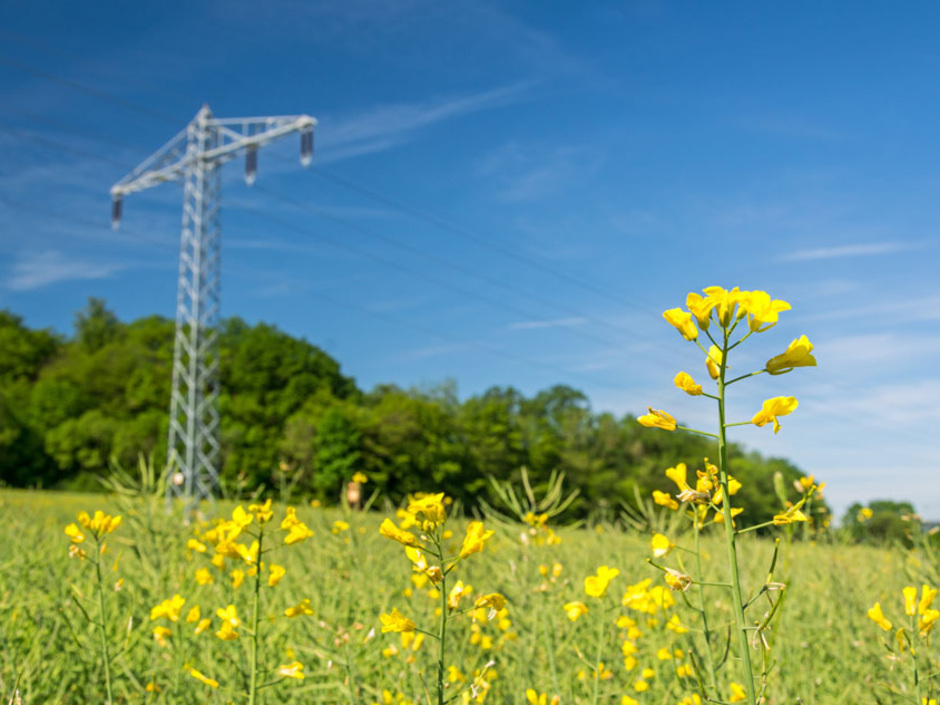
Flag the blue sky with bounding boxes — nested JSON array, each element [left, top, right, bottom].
[[1, 1, 938, 519]]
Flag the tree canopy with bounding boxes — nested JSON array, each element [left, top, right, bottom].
[[0, 299, 828, 526]]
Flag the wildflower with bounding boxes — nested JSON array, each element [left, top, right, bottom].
[[249, 498, 274, 524], [352, 471, 368, 483], [186, 538, 207, 553], [773, 505, 808, 525], [663, 308, 698, 340], [751, 396, 798, 434], [68, 545, 86, 560], [153, 626, 171, 647], [905, 586, 918, 616], [150, 594, 186, 622], [281, 508, 314, 544], [858, 507, 874, 522], [919, 585, 938, 614], [333, 520, 350, 534], [379, 518, 420, 547], [448, 581, 467, 610], [705, 345, 723, 379], [746, 290, 791, 333], [665, 614, 689, 634], [285, 599, 315, 618], [637, 407, 676, 431], [729, 682, 747, 702], [64, 523, 85, 544], [185, 666, 219, 689], [664, 569, 692, 592], [686, 292, 715, 329], [665, 463, 690, 491], [460, 521, 495, 559], [633, 679, 649, 692], [194, 618, 211, 635], [216, 622, 238, 641], [268, 564, 286, 587], [919, 609, 940, 636], [703, 285, 745, 326], [216, 604, 239, 627], [380, 608, 416, 633], [195, 567, 214, 585], [622, 697, 639, 705], [652, 490, 679, 511], [584, 566, 620, 598], [674, 371, 703, 396], [564, 601, 589, 621], [525, 690, 559, 705], [277, 661, 305, 680], [185, 605, 201, 624], [77, 510, 123, 537], [766, 335, 817, 375], [407, 493, 447, 525], [650, 533, 674, 558], [867, 602, 892, 631]]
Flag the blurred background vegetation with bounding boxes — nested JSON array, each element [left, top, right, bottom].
[[0, 297, 839, 528]]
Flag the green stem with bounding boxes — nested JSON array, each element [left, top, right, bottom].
[[94, 544, 115, 705], [912, 614, 921, 704], [694, 524, 718, 691], [248, 528, 264, 705], [717, 330, 758, 705], [436, 540, 447, 705], [592, 602, 605, 705]]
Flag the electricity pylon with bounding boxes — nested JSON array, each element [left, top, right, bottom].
[[110, 104, 316, 511]]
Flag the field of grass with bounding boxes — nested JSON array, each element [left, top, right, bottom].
[[0, 487, 924, 704]]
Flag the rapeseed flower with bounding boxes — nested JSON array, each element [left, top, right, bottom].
[[766, 335, 817, 375], [380, 608, 416, 633], [674, 371, 703, 396], [752, 396, 798, 434], [585, 566, 620, 598], [637, 407, 676, 431], [460, 521, 495, 559], [663, 308, 698, 340]]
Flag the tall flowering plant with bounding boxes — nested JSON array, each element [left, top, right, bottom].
[[637, 287, 818, 705]]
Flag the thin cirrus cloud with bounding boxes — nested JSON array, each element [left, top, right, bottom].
[[777, 241, 919, 262], [6, 250, 129, 291], [507, 316, 586, 331]]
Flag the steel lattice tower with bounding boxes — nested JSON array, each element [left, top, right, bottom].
[[111, 105, 316, 510]]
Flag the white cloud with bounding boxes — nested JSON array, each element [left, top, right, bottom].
[[477, 142, 603, 202], [777, 241, 920, 262], [6, 250, 128, 291], [508, 317, 586, 330]]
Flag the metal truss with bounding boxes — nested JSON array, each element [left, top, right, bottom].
[[110, 104, 316, 512]]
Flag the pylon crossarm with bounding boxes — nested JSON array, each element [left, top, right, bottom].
[[201, 116, 316, 163], [110, 128, 189, 197]]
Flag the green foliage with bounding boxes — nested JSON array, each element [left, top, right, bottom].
[[845, 499, 919, 546], [0, 300, 833, 526]]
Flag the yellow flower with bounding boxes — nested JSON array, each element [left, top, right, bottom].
[[665, 613, 689, 634], [351, 471, 368, 483], [194, 618, 211, 635], [380, 608, 416, 633], [277, 661, 305, 680], [284, 522, 314, 545], [637, 407, 676, 431], [773, 505, 808, 525], [195, 567, 214, 585], [705, 345, 723, 380], [919, 585, 938, 614], [78, 510, 123, 537], [185, 605, 201, 624], [920, 609, 940, 636], [664, 569, 692, 592], [673, 371, 703, 396], [448, 580, 467, 610], [622, 697, 639, 705], [248, 498, 274, 524], [633, 679, 649, 692], [216, 622, 238, 641], [407, 493, 447, 525], [652, 490, 678, 511], [68, 544, 86, 560], [746, 290, 790, 333], [332, 520, 350, 534], [186, 538, 207, 553], [766, 335, 817, 375], [751, 396, 798, 434], [729, 682, 747, 702], [284, 598, 314, 618], [460, 521, 495, 559], [685, 292, 715, 330], [379, 518, 420, 547], [703, 286, 745, 327], [150, 594, 186, 622], [665, 462, 689, 491], [231, 505, 253, 529], [216, 604, 240, 627], [867, 602, 892, 631], [268, 564, 286, 587], [185, 666, 219, 689], [663, 308, 698, 341], [474, 593, 507, 613], [231, 569, 245, 589], [905, 586, 918, 616], [64, 523, 85, 544], [152, 626, 171, 647], [650, 534, 674, 558], [563, 601, 589, 621], [585, 566, 620, 598]]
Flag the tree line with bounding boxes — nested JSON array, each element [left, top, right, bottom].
[[0, 299, 827, 526]]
